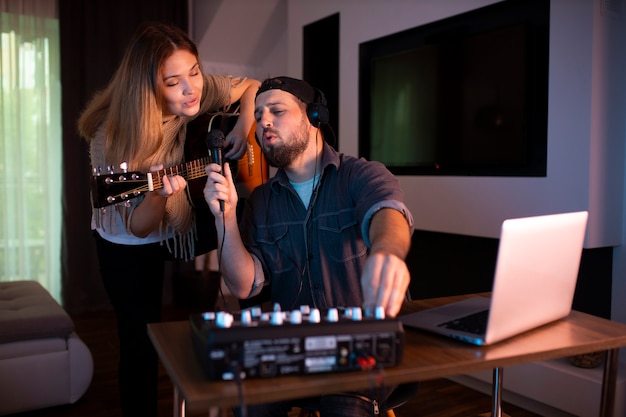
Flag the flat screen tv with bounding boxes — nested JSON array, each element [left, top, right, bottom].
[[359, 0, 549, 176]]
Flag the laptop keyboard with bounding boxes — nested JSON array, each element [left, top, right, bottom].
[[438, 309, 489, 335]]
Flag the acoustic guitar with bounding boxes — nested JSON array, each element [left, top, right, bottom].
[[89, 104, 268, 255], [90, 105, 267, 209]]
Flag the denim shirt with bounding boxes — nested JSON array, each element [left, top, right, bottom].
[[240, 143, 414, 310]]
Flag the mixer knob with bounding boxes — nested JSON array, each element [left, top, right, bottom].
[[327, 308, 339, 322], [202, 311, 216, 321], [309, 308, 321, 323], [250, 306, 262, 318], [375, 306, 385, 320], [300, 305, 311, 314], [351, 307, 362, 321], [216, 311, 233, 328], [271, 310, 284, 325], [290, 309, 302, 324], [241, 309, 252, 326]]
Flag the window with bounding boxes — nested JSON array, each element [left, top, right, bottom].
[[0, 1, 62, 302]]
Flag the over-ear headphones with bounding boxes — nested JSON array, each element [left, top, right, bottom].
[[306, 88, 330, 128]]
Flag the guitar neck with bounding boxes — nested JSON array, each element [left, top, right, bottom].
[[148, 156, 211, 191], [91, 156, 212, 208], [92, 106, 268, 209]]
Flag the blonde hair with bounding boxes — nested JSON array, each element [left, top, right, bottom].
[[78, 22, 201, 167]]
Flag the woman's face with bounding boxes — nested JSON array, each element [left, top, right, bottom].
[[160, 49, 203, 117]]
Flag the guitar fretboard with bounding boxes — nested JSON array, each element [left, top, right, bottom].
[[146, 156, 211, 191]]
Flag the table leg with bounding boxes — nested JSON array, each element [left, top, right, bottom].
[[491, 367, 503, 417], [477, 367, 510, 417], [174, 385, 186, 417], [599, 348, 620, 417]]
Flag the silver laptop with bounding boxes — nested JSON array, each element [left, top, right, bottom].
[[401, 211, 589, 346]]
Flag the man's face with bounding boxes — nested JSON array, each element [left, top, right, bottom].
[[254, 89, 311, 168]]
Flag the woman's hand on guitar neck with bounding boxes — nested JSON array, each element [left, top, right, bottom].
[[150, 164, 187, 198], [129, 165, 187, 237]]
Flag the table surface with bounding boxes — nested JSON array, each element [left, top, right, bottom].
[[148, 294, 626, 412]]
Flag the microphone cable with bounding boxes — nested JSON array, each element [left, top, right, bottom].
[[215, 206, 230, 312], [300, 129, 322, 310], [231, 361, 247, 417]]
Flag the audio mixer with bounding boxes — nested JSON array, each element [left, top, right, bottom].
[[190, 305, 404, 381]]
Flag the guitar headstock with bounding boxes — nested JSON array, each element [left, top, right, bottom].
[[90, 169, 149, 208]]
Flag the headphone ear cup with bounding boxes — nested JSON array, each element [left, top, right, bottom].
[[307, 102, 330, 127]]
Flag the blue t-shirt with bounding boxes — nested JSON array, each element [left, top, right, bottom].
[[240, 143, 414, 310]]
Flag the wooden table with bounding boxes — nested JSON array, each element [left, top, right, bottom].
[[148, 294, 626, 416]]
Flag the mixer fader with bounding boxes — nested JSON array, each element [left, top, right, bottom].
[[189, 304, 405, 381]]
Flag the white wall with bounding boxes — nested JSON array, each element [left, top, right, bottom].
[[282, 0, 626, 249], [191, 0, 626, 321], [191, 0, 286, 80]]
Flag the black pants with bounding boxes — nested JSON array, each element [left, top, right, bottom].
[[93, 232, 173, 417]]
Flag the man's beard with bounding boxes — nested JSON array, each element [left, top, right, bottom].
[[262, 117, 310, 168]]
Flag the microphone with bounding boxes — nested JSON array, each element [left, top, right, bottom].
[[206, 129, 225, 211]]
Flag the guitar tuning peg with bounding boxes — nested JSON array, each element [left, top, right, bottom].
[[124, 200, 132, 207], [93, 166, 103, 176], [120, 162, 128, 173], [107, 165, 115, 174]]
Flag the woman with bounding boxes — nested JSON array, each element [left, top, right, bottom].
[[78, 22, 259, 417]]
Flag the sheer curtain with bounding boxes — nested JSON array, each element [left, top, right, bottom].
[[0, 0, 62, 301]]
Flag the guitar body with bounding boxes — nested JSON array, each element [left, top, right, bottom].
[[184, 108, 268, 255], [184, 111, 267, 205]]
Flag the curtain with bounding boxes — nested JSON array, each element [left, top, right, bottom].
[[0, 0, 62, 301]]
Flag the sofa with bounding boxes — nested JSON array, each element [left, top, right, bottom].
[[0, 280, 93, 415]]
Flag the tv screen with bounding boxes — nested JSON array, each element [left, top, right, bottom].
[[359, 0, 549, 176]]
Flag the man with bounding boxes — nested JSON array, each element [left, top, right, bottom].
[[203, 76, 414, 416]]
